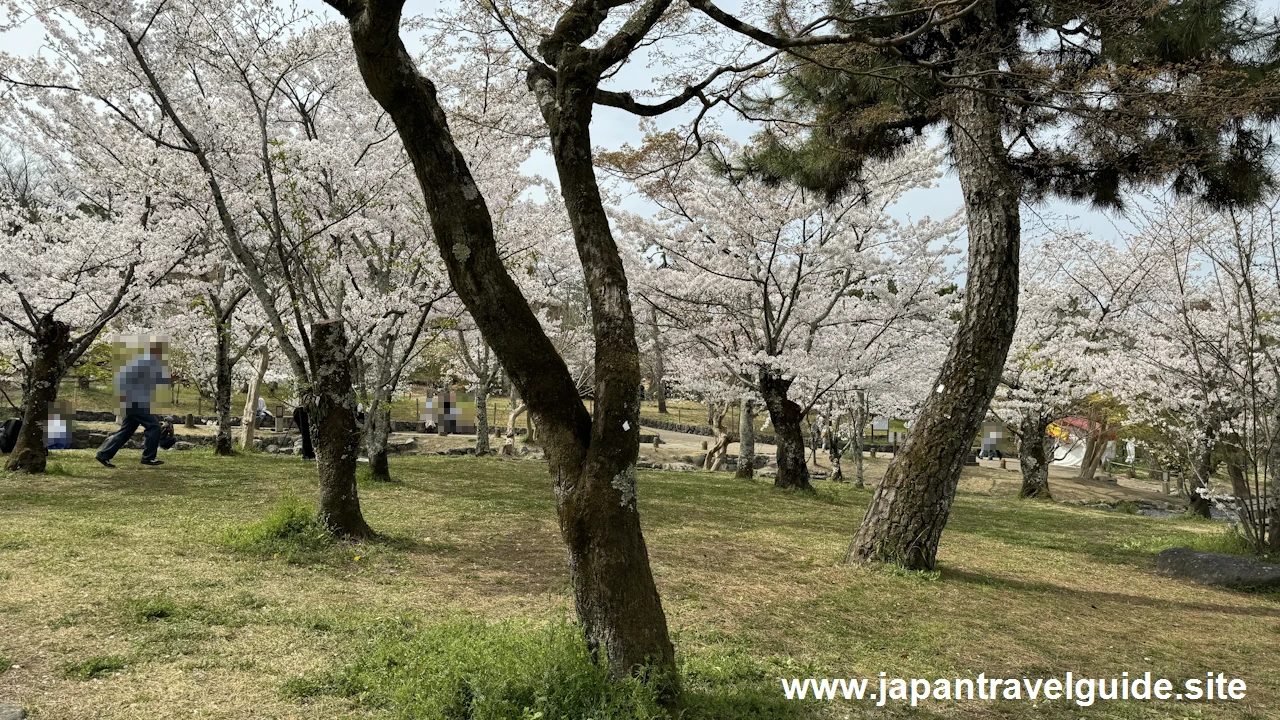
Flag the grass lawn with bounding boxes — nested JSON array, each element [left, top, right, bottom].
[[0, 450, 1276, 719]]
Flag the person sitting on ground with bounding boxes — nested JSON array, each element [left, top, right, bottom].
[[256, 396, 274, 427], [96, 337, 173, 468]]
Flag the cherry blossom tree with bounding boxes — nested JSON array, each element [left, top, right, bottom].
[[0, 158, 187, 472], [1118, 197, 1280, 544], [621, 141, 959, 491], [154, 245, 272, 454], [318, 0, 777, 699], [0, 0, 463, 533], [993, 231, 1151, 498]]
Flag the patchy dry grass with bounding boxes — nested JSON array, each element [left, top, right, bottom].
[[0, 448, 1276, 719]]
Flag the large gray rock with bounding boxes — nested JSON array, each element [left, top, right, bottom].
[[1156, 547, 1280, 589], [0, 704, 26, 720], [387, 438, 417, 455]]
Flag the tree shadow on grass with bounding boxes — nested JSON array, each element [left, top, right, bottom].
[[941, 567, 1280, 618]]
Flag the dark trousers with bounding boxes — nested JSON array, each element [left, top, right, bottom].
[[292, 407, 315, 460], [97, 408, 161, 463]]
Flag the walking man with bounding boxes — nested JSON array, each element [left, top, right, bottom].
[[97, 336, 172, 468]]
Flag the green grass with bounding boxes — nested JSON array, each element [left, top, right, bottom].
[[282, 617, 673, 719], [0, 450, 1276, 719], [281, 616, 811, 719], [220, 492, 334, 563], [61, 654, 126, 680]]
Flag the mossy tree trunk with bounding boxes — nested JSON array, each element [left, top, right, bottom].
[[212, 319, 235, 456], [759, 371, 812, 491], [366, 390, 393, 482], [1018, 414, 1052, 499], [1187, 444, 1215, 519], [311, 320, 373, 538], [328, 3, 680, 706], [6, 316, 70, 474]]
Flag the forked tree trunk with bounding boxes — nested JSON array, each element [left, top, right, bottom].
[[1019, 414, 1052, 499], [1078, 419, 1108, 482], [506, 385, 526, 448], [735, 399, 755, 478], [703, 403, 732, 471], [332, 6, 678, 707], [1186, 445, 1214, 519], [240, 346, 268, 450], [846, 43, 1021, 569], [311, 320, 373, 538], [6, 316, 70, 474], [759, 371, 812, 491], [212, 323, 235, 456]]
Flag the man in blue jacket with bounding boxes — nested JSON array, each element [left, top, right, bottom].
[[96, 337, 172, 468]]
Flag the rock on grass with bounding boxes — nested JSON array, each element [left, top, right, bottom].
[[1156, 547, 1280, 589]]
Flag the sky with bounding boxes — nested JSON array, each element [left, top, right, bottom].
[[0, 0, 1203, 244]]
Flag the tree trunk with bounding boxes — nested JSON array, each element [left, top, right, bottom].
[[808, 419, 820, 466], [1078, 421, 1106, 482], [475, 379, 490, 455], [759, 371, 812, 491], [735, 399, 755, 478], [703, 403, 732, 471], [240, 346, 268, 450], [1187, 445, 1214, 519], [854, 391, 867, 488], [332, 8, 678, 705], [846, 44, 1021, 569], [506, 384, 526, 448], [649, 304, 668, 414], [1268, 427, 1280, 551], [532, 63, 678, 700], [212, 322, 235, 456], [311, 320, 373, 538], [6, 316, 70, 474], [1019, 414, 1052, 499], [829, 413, 844, 482], [366, 389, 393, 482]]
